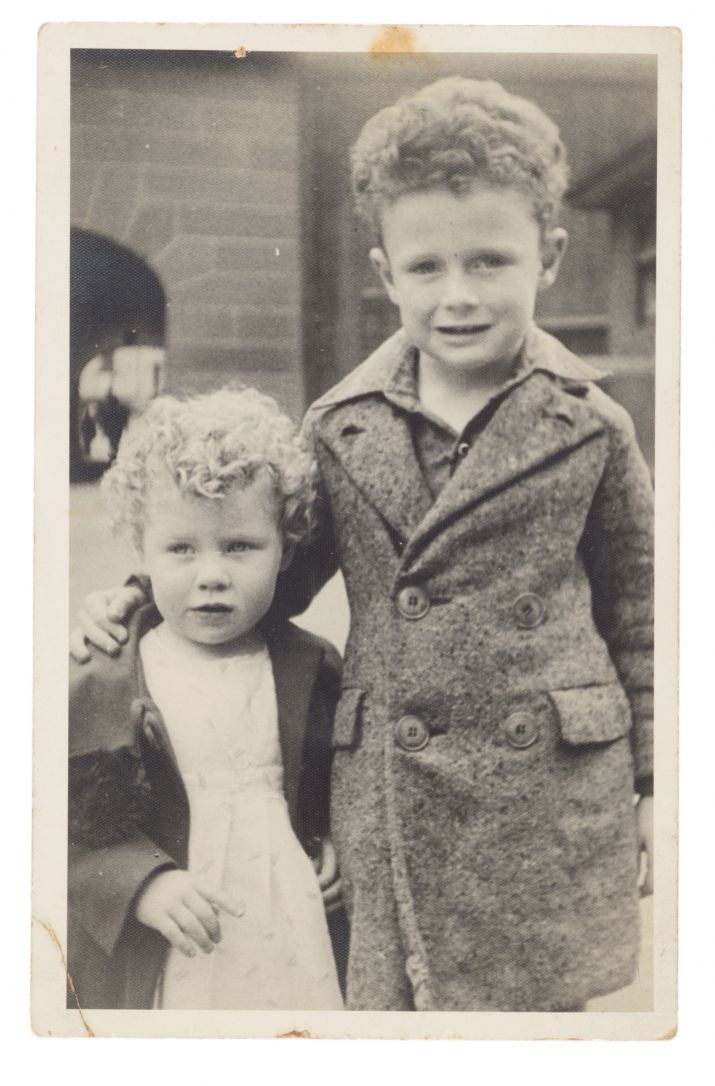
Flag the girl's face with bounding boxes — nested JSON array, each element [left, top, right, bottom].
[[139, 472, 290, 656]]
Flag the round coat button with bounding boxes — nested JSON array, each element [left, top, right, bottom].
[[502, 711, 539, 749], [394, 715, 430, 752], [397, 585, 430, 620], [512, 592, 546, 629]]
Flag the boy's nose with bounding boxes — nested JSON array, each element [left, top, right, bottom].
[[441, 269, 479, 309]]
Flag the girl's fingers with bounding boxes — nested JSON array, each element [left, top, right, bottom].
[[196, 881, 245, 919], [170, 905, 215, 954], [322, 878, 343, 912], [157, 918, 197, 958], [184, 889, 222, 944], [317, 840, 338, 889]]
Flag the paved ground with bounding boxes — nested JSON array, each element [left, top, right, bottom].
[[70, 480, 653, 1011]]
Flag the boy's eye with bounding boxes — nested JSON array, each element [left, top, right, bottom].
[[409, 260, 439, 275], [226, 541, 251, 554], [472, 254, 507, 270]]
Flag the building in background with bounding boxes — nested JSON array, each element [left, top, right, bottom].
[[71, 49, 657, 465], [70, 226, 166, 480], [568, 133, 657, 470]]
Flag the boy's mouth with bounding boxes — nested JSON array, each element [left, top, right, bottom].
[[192, 603, 233, 613], [436, 324, 490, 336]]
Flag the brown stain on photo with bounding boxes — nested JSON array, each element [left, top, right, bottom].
[[33, 916, 95, 1037], [367, 24, 417, 53], [277, 1028, 312, 1039], [368, 25, 438, 68], [234, 46, 247, 59], [370, 25, 419, 54]]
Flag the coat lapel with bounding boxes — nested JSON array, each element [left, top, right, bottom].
[[402, 372, 607, 567], [267, 625, 322, 829], [317, 396, 434, 544]]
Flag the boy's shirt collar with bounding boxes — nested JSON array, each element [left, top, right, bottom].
[[312, 324, 610, 411]]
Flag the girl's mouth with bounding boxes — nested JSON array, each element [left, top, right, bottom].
[[192, 604, 233, 613]]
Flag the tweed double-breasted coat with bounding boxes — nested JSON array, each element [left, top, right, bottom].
[[67, 603, 340, 1009], [286, 325, 653, 1012]]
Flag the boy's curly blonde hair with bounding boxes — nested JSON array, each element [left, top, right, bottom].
[[351, 76, 569, 236], [102, 385, 317, 552]]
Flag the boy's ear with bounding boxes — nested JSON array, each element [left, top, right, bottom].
[[279, 539, 296, 573], [538, 228, 568, 291], [370, 247, 400, 306]]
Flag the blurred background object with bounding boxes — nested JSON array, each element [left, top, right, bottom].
[[70, 225, 166, 481]]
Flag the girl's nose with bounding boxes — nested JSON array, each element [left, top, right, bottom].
[[196, 555, 231, 590]]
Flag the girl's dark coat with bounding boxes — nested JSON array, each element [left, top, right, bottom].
[[289, 326, 653, 1011], [67, 604, 340, 1009]]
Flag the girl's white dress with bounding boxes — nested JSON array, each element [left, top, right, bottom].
[[139, 625, 344, 1010]]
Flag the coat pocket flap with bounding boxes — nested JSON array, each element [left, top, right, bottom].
[[550, 684, 632, 745], [331, 688, 365, 749]]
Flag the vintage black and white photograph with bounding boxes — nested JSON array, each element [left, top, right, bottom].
[[32, 22, 679, 1039]]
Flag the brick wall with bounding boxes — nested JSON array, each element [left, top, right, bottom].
[[71, 51, 306, 420]]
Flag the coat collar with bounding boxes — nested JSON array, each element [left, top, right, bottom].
[[311, 324, 609, 410], [311, 327, 610, 560], [401, 370, 606, 571]]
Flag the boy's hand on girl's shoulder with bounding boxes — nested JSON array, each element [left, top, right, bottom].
[[312, 837, 342, 912], [637, 795, 654, 897], [135, 869, 245, 956], [69, 584, 145, 662]]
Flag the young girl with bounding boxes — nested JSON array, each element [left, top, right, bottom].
[[68, 386, 344, 1010]]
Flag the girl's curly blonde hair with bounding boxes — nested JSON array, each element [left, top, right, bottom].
[[102, 385, 317, 552], [351, 76, 570, 236]]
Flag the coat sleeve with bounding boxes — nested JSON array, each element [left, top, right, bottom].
[[69, 835, 177, 959], [580, 394, 654, 791], [268, 409, 340, 622], [68, 663, 178, 959]]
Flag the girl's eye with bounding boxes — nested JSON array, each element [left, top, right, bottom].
[[226, 541, 250, 554], [168, 543, 193, 556]]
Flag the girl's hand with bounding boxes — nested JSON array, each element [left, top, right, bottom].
[[312, 837, 342, 913], [637, 794, 654, 897], [69, 585, 145, 662], [135, 869, 245, 956]]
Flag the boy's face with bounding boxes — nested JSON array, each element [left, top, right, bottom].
[[370, 183, 567, 382], [139, 472, 290, 656]]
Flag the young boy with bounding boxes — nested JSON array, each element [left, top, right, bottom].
[[74, 77, 654, 1012]]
